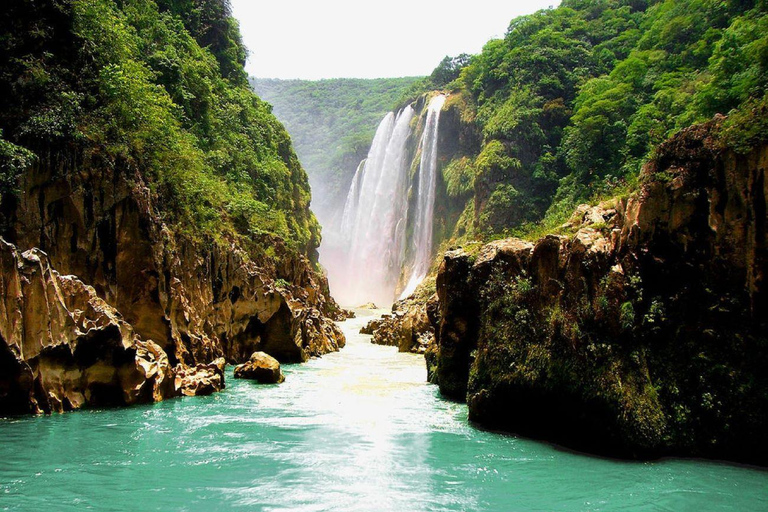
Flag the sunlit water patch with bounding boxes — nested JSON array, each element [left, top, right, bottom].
[[1, 309, 767, 511]]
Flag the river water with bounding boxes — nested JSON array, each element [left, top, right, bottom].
[[1, 310, 767, 511]]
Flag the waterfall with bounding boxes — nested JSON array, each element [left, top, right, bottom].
[[339, 158, 365, 236], [325, 94, 446, 307], [329, 106, 415, 306], [400, 94, 447, 299]]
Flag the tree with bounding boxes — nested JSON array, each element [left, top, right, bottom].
[[430, 54, 472, 88]]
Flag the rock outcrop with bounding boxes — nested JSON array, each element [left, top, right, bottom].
[[233, 352, 285, 384], [6, 155, 344, 367], [360, 318, 386, 335], [366, 295, 437, 354], [428, 120, 768, 464], [0, 240, 175, 414], [175, 358, 226, 397]]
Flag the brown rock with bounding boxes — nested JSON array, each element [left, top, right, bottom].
[[366, 287, 436, 354], [0, 149, 345, 415], [0, 240, 175, 414], [233, 352, 285, 384], [174, 358, 226, 397], [360, 318, 385, 335]]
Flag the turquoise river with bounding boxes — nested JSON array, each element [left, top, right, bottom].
[[1, 310, 767, 511]]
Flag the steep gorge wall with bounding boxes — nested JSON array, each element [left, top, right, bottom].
[[0, 152, 345, 415], [10, 152, 345, 364], [428, 121, 767, 463], [0, 240, 175, 414]]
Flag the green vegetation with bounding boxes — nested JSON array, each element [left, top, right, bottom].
[[0, 134, 36, 198], [431, 0, 768, 240], [250, 77, 423, 219], [0, 0, 318, 252]]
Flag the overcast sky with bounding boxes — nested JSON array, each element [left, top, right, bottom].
[[230, 0, 560, 79]]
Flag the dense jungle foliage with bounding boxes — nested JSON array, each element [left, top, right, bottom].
[[250, 77, 422, 220], [430, 0, 768, 238], [0, 0, 319, 253]]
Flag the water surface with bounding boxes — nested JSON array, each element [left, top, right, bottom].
[[2, 310, 767, 511]]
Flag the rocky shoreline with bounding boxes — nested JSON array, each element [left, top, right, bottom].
[[0, 153, 345, 416]]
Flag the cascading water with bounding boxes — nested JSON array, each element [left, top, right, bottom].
[[329, 106, 415, 306], [339, 158, 365, 234], [324, 94, 446, 307], [400, 94, 447, 299]]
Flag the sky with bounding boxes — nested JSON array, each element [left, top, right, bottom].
[[230, 0, 561, 80]]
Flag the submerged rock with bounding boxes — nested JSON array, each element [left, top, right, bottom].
[[233, 352, 285, 384]]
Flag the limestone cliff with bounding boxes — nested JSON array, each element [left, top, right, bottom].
[[0, 153, 345, 415], [427, 120, 768, 463], [0, 239, 174, 414]]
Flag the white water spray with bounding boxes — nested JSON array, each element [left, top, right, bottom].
[[329, 107, 415, 306], [339, 158, 365, 235], [325, 95, 446, 306], [400, 94, 447, 298]]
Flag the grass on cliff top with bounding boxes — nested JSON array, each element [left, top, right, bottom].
[[492, 176, 637, 243]]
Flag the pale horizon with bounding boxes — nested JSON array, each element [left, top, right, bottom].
[[230, 0, 561, 80]]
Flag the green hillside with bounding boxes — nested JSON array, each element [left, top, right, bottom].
[[417, 0, 768, 242], [0, 0, 319, 253], [250, 77, 423, 221]]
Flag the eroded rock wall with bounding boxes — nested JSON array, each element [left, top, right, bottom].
[[5, 154, 344, 368], [0, 151, 344, 415], [0, 240, 174, 414]]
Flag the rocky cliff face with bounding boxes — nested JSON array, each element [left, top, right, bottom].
[[0, 152, 345, 415], [0, 239, 175, 414], [428, 120, 768, 463]]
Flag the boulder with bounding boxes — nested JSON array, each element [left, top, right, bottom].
[[174, 358, 226, 397], [233, 352, 285, 384]]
